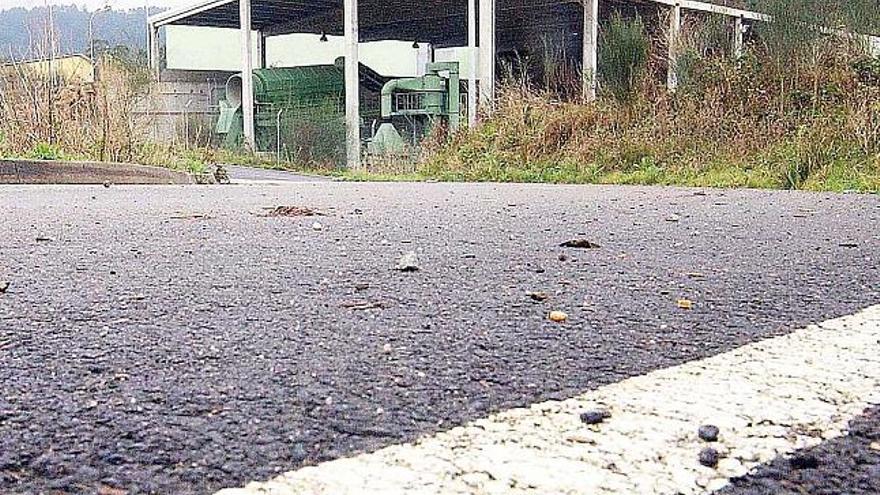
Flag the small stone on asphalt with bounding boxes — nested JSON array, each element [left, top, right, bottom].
[[265, 206, 322, 217], [698, 424, 720, 442], [579, 409, 610, 425], [560, 239, 600, 249], [0, 281, 8, 293], [396, 252, 420, 272], [549, 311, 568, 323], [527, 291, 549, 302], [699, 447, 720, 468], [312, 221, 324, 231]]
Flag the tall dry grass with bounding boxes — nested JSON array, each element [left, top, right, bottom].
[[422, 2, 880, 191], [0, 9, 161, 165], [0, 49, 158, 163]]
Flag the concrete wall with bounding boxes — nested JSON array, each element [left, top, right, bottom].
[[135, 69, 233, 144], [165, 26, 260, 72]]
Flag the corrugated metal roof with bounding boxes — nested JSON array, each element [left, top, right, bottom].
[[150, 0, 770, 49]]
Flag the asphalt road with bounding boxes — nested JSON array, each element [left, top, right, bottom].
[[1, 182, 878, 494], [719, 406, 880, 495]]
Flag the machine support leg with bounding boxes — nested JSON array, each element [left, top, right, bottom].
[[478, 0, 495, 112], [583, 0, 599, 101], [467, 0, 478, 125], [344, 0, 362, 170], [667, 3, 681, 92], [239, 0, 256, 150]]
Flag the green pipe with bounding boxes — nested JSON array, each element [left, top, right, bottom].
[[426, 62, 460, 131]]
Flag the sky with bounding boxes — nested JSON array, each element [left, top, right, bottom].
[[1, 0, 191, 10]]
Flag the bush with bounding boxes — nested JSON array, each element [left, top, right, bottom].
[[27, 142, 64, 160], [599, 13, 650, 101]]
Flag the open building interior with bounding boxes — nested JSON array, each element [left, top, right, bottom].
[[145, 0, 826, 169]]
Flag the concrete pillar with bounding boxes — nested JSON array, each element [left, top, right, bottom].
[[467, 0, 478, 125], [734, 16, 744, 59], [583, 0, 599, 101], [416, 43, 433, 75], [344, 0, 361, 170], [148, 23, 160, 77], [478, 0, 495, 110], [239, 0, 256, 150], [667, 3, 681, 92], [256, 30, 267, 69]]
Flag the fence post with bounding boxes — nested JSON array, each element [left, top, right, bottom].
[[667, 3, 681, 92]]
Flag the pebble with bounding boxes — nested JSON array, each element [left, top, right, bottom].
[[0, 281, 8, 293], [870, 441, 880, 451], [699, 447, 720, 468], [549, 311, 568, 323], [527, 291, 549, 302], [312, 222, 324, 231], [698, 424, 720, 442], [580, 409, 611, 425], [560, 239, 600, 249], [395, 252, 420, 272]]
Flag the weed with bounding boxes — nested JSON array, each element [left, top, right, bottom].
[[27, 142, 64, 160]]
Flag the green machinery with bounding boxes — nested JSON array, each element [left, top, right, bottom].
[[368, 61, 462, 156], [215, 59, 463, 161], [216, 58, 385, 153]]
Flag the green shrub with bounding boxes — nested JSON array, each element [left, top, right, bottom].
[[27, 142, 65, 161], [599, 13, 649, 101]]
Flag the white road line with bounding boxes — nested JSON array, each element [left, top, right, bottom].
[[217, 305, 880, 495]]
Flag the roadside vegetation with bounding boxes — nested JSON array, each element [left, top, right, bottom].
[[2, 0, 878, 192], [416, 0, 880, 192], [0, 40, 216, 175]]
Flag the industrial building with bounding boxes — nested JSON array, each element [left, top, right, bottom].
[[1, 54, 96, 84], [146, 0, 878, 169]]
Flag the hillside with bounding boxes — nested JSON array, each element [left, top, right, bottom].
[[0, 5, 164, 60]]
